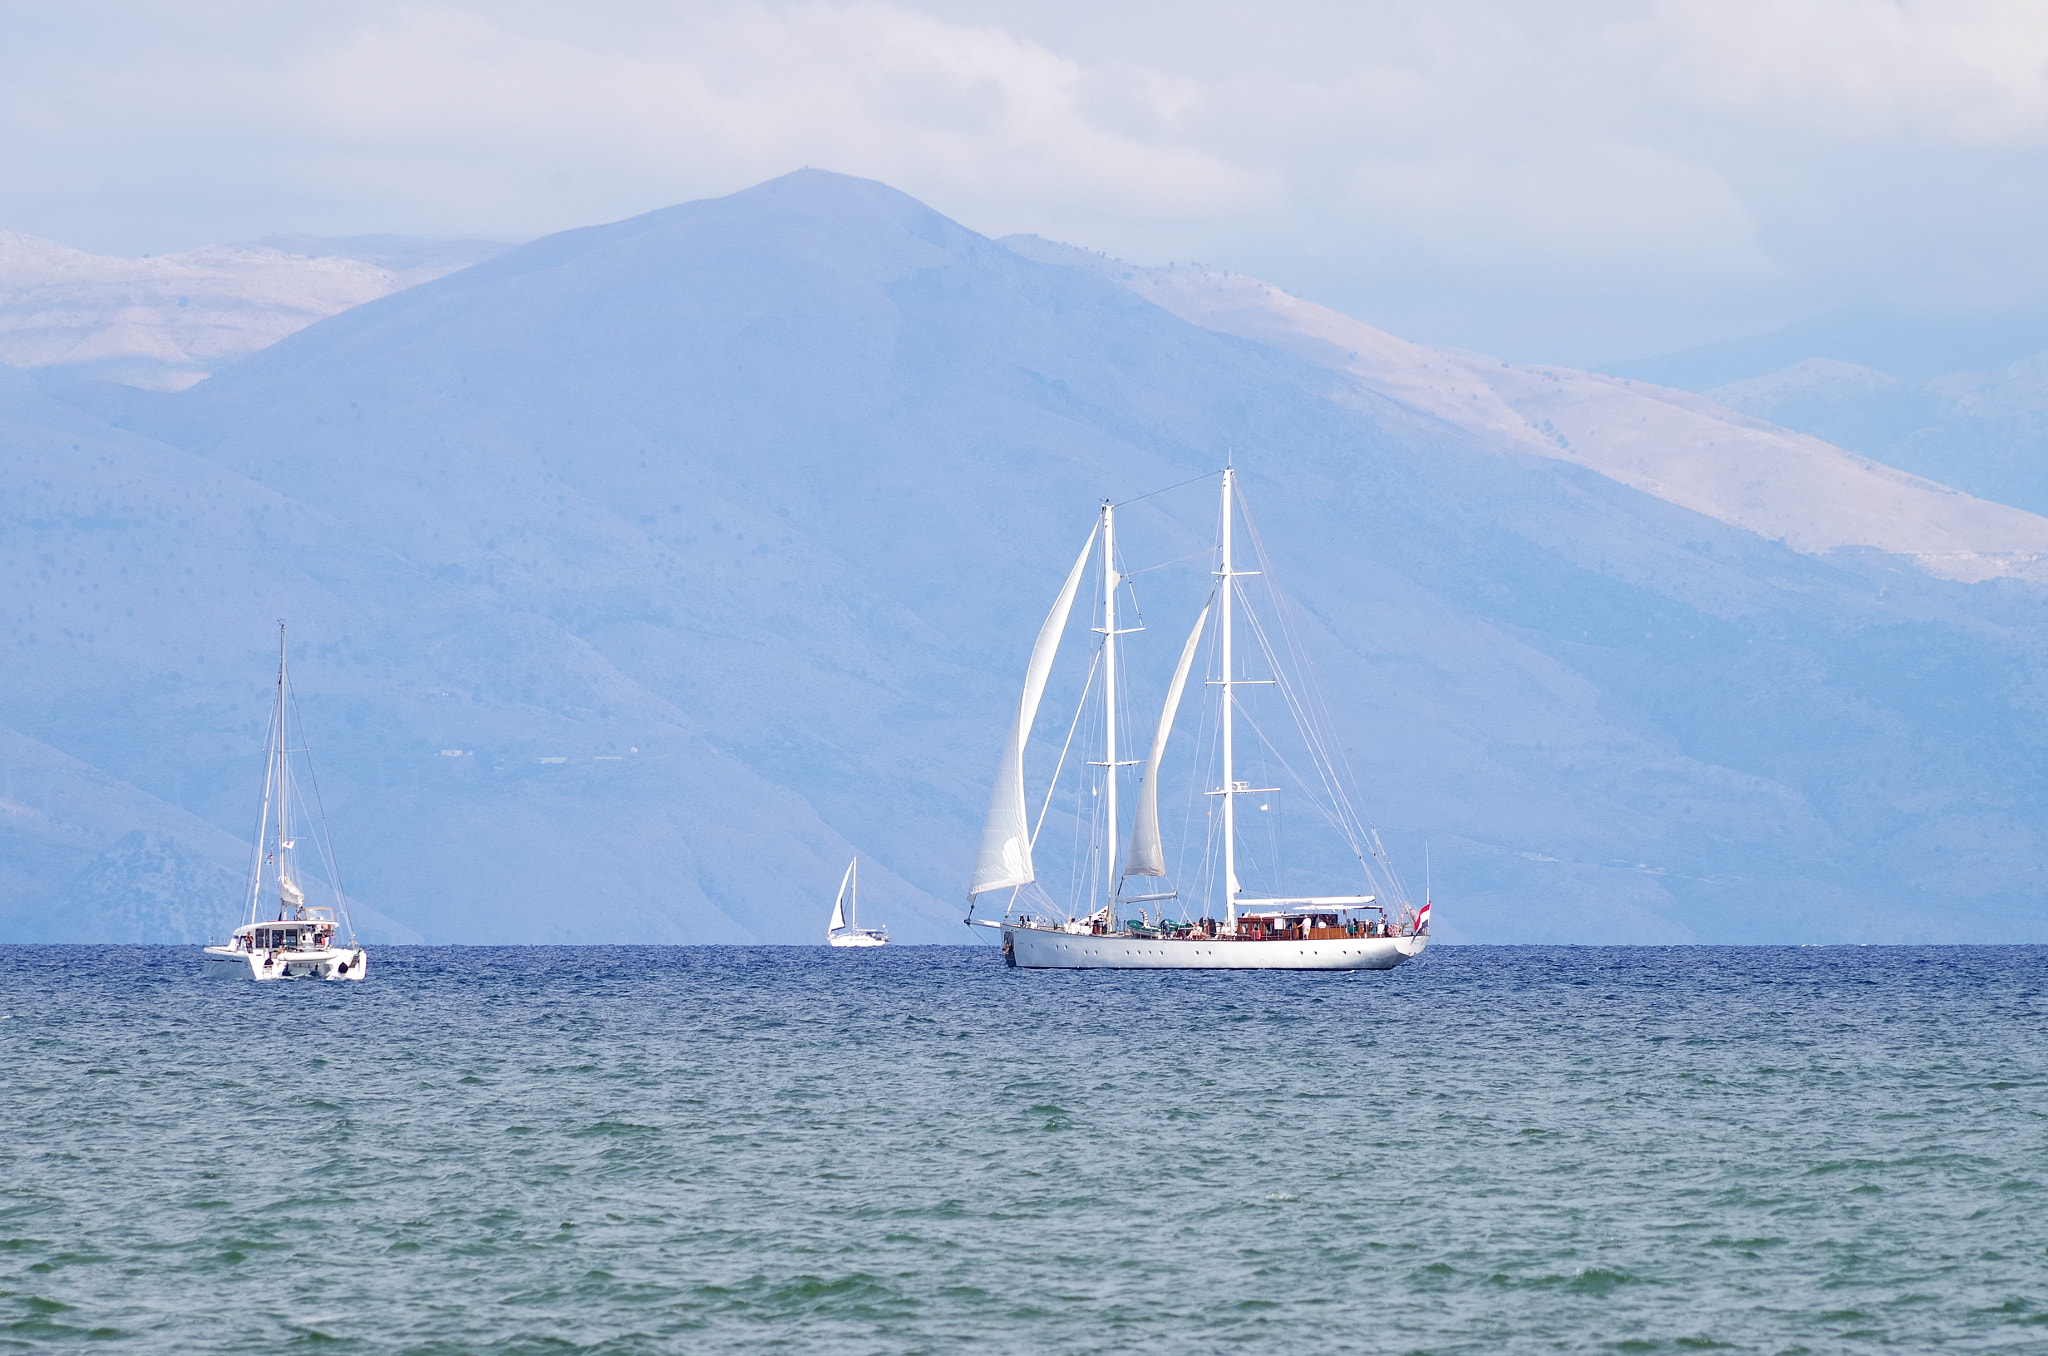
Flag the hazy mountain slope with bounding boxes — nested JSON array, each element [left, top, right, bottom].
[[12, 170, 2048, 943], [0, 359, 906, 944], [0, 231, 505, 391], [1606, 309, 2048, 391], [0, 721, 419, 945], [1601, 309, 2048, 521], [1702, 355, 2048, 521], [1002, 239, 2048, 587]]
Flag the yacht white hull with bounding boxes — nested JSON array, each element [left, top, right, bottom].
[[1006, 926, 1424, 971], [201, 946, 369, 981], [827, 932, 887, 948]]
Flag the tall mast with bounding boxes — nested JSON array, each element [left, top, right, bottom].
[[274, 622, 291, 920], [1099, 500, 1121, 916], [1219, 471, 1240, 930]]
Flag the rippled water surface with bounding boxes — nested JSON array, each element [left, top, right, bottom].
[[3, 944, 2046, 1354]]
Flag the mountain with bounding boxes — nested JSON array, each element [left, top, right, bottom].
[[8, 169, 2048, 944], [1605, 310, 2048, 520], [1605, 308, 2048, 391], [0, 231, 506, 391], [1699, 355, 2048, 521], [1007, 240, 2048, 586]]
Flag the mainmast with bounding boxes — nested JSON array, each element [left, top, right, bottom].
[[1219, 473, 1239, 929], [1096, 501, 1122, 917], [1211, 468, 1266, 931]]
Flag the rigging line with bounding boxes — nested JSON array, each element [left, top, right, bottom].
[[1234, 497, 1398, 895], [286, 672, 357, 944], [1030, 644, 1101, 851], [1112, 468, 1222, 510], [1230, 522, 1386, 873], [1109, 537, 1150, 631], [1234, 703, 1377, 875], [1243, 614, 1360, 851], [1122, 547, 1219, 578], [244, 707, 278, 927], [1228, 614, 1409, 901], [1237, 601, 1355, 832], [1166, 607, 1221, 916]]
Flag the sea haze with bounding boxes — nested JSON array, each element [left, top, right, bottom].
[[3, 944, 2044, 1353]]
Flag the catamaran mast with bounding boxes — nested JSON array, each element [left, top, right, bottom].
[[274, 623, 291, 920]]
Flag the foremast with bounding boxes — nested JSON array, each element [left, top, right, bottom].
[[1090, 500, 1141, 923]]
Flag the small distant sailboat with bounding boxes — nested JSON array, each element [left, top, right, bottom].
[[966, 468, 1429, 970], [826, 857, 888, 947], [201, 624, 368, 981]]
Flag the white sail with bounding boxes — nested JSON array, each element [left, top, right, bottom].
[[828, 858, 854, 934], [969, 525, 1099, 899], [279, 874, 305, 910], [1125, 599, 1210, 878]]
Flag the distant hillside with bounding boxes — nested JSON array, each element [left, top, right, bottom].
[[1604, 310, 2048, 518], [6, 171, 2048, 944]]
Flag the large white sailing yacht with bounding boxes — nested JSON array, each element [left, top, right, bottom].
[[967, 469, 1429, 970], [201, 624, 368, 981]]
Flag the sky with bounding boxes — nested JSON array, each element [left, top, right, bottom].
[[4, 0, 2048, 365]]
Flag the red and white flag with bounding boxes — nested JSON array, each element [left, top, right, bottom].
[[1414, 900, 1431, 934]]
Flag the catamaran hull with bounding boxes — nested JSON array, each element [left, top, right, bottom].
[[200, 946, 369, 981], [1005, 927, 1425, 971]]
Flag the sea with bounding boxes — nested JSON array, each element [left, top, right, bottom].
[[2, 944, 2044, 1355]]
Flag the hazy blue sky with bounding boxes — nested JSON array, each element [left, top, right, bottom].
[[5, 1, 2046, 364]]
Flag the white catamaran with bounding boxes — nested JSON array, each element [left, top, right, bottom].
[[202, 624, 368, 981], [826, 857, 888, 947], [967, 468, 1429, 970]]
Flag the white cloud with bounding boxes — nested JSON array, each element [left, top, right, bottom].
[[2, 0, 2046, 362], [1650, 0, 2048, 144]]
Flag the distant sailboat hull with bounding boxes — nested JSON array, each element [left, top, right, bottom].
[[827, 931, 888, 948], [1006, 926, 1425, 971], [200, 944, 369, 981]]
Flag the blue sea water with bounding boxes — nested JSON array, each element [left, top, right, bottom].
[[2, 944, 2045, 1354]]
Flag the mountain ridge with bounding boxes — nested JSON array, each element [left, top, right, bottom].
[[6, 170, 2047, 944]]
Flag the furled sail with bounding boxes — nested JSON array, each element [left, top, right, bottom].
[[278, 874, 306, 910], [829, 859, 853, 933], [968, 525, 1099, 899], [1125, 598, 1210, 877]]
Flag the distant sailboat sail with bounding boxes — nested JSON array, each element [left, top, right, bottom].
[[829, 859, 853, 933], [1124, 598, 1210, 879], [968, 525, 1099, 900]]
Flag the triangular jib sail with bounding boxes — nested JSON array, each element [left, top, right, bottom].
[[829, 858, 854, 933], [1124, 597, 1210, 878], [969, 525, 1099, 900]]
